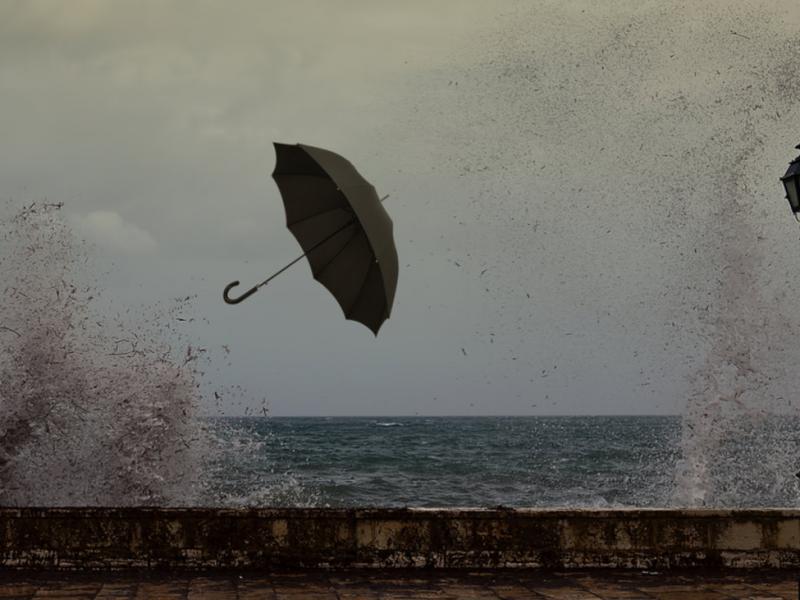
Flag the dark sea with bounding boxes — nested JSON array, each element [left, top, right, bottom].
[[205, 416, 685, 508]]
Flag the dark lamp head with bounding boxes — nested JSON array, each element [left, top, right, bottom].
[[781, 144, 800, 219]]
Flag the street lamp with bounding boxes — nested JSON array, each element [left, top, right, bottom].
[[780, 144, 800, 220]]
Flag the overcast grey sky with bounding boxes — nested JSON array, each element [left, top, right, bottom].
[[3, 0, 800, 416]]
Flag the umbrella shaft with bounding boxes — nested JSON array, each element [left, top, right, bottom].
[[257, 217, 359, 288], [258, 251, 309, 288], [223, 194, 390, 304], [258, 195, 387, 288]]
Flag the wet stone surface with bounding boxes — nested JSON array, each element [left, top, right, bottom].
[[0, 570, 796, 599]]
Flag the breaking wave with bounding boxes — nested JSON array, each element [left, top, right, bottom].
[[0, 202, 212, 505], [0, 201, 322, 507]]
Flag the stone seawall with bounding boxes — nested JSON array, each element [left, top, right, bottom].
[[0, 508, 798, 571]]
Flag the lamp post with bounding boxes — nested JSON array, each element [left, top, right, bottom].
[[780, 144, 800, 220], [788, 145, 800, 597]]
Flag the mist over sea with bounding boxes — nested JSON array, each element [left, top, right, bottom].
[[207, 415, 800, 508]]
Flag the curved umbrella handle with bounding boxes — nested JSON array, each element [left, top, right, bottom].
[[223, 280, 261, 304], [222, 217, 363, 306], [222, 200, 392, 307]]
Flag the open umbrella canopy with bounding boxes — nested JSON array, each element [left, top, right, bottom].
[[223, 143, 398, 335]]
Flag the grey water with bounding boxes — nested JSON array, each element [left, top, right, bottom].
[[207, 415, 800, 508], [202, 415, 719, 508]]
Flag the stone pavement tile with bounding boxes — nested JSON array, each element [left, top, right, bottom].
[[463, 572, 501, 583], [2, 569, 800, 600], [31, 595, 95, 600], [271, 578, 337, 598], [363, 581, 447, 600], [325, 576, 381, 599], [31, 583, 102, 599], [747, 581, 798, 590], [482, 572, 552, 597], [704, 583, 761, 598], [0, 582, 37, 599], [743, 583, 798, 600], [379, 591, 455, 600], [271, 576, 338, 600], [135, 581, 189, 599], [94, 582, 137, 599], [591, 592, 656, 599], [270, 575, 333, 590], [491, 584, 549, 599], [637, 591, 735, 600], [334, 575, 446, 600], [436, 583, 501, 599], [236, 577, 278, 600], [528, 585, 602, 600], [380, 582, 450, 593], [187, 576, 237, 600], [31, 597, 95, 600], [268, 573, 323, 585], [572, 582, 655, 599], [334, 589, 380, 600], [636, 583, 707, 593], [238, 589, 279, 599], [36, 584, 102, 594], [273, 593, 338, 599], [366, 576, 441, 587], [376, 593, 447, 600], [568, 573, 657, 599]]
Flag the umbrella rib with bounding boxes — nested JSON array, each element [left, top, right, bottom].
[[313, 227, 362, 279]]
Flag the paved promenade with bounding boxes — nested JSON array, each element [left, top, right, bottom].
[[0, 570, 797, 599]]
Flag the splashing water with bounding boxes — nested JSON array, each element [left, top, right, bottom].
[[0, 202, 212, 505], [399, 0, 800, 506], [673, 132, 800, 507], [204, 419, 321, 508], [0, 202, 321, 507]]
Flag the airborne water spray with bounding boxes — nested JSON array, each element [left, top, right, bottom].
[[0, 202, 211, 505], [400, 0, 800, 506], [673, 123, 800, 507], [0, 202, 318, 507]]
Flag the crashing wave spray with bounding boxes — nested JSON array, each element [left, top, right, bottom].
[[0, 202, 210, 505], [674, 126, 800, 507], [399, 0, 800, 505]]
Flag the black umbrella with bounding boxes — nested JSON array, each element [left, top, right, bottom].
[[223, 143, 398, 335]]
